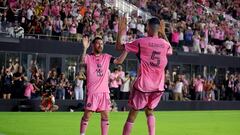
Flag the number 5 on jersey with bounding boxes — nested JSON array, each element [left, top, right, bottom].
[[150, 51, 161, 67]]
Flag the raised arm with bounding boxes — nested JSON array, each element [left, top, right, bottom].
[[116, 16, 127, 51], [80, 36, 90, 71], [113, 51, 128, 65], [159, 19, 170, 43]]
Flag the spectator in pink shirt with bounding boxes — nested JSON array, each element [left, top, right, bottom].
[[109, 68, 120, 100], [200, 37, 207, 53], [171, 27, 180, 49], [24, 79, 38, 99], [193, 75, 205, 100], [117, 65, 125, 87], [43, 2, 50, 17], [51, 1, 60, 17], [235, 41, 240, 56], [69, 17, 78, 41]]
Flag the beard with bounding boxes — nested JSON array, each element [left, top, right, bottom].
[[94, 47, 103, 54]]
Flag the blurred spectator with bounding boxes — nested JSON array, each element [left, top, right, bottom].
[[13, 22, 24, 38], [192, 31, 201, 53], [193, 75, 204, 100], [1, 68, 13, 99], [171, 26, 180, 49], [13, 66, 25, 98], [225, 74, 235, 100], [173, 78, 184, 101], [56, 73, 68, 100], [120, 72, 130, 100], [24, 79, 39, 99], [40, 91, 59, 112], [45, 69, 58, 95], [235, 75, 240, 100], [117, 65, 125, 87], [52, 15, 63, 40], [224, 36, 234, 56], [74, 71, 86, 100], [204, 80, 215, 101], [109, 68, 120, 99]]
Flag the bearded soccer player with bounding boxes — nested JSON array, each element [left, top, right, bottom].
[[79, 36, 128, 135], [116, 17, 172, 135]]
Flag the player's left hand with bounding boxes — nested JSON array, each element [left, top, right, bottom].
[[82, 36, 90, 49]]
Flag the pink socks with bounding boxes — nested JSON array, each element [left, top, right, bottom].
[[122, 121, 134, 135], [80, 118, 88, 134], [101, 119, 109, 135], [147, 115, 155, 135]]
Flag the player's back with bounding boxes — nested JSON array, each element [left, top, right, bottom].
[[133, 36, 172, 92]]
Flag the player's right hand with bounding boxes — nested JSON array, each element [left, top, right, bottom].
[[159, 19, 166, 36], [82, 36, 90, 49], [118, 16, 127, 35]]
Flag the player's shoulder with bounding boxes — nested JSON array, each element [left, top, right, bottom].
[[126, 38, 142, 44], [158, 38, 170, 46], [85, 53, 92, 57], [102, 53, 112, 58]]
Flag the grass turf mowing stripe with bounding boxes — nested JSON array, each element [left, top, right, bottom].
[[0, 111, 239, 135]]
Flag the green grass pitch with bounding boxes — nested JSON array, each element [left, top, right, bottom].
[[0, 111, 240, 135]]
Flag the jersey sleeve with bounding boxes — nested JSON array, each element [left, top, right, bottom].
[[167, 45, 173, 55], [124, 39, 140, 54], [84, 54, 89, 65], [166, 41, 173, 55], [104, 54, 113, 63]]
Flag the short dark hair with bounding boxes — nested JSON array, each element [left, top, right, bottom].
[[92, 37, 103, 44], [148, 17, 160, 32], [148, 17, 160, 26]]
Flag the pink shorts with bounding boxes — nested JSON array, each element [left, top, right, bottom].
[[85, 93, 111, 112], [128, 89, 163, 110]]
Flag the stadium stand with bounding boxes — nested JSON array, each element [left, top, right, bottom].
[[0, 0, 239, 111]]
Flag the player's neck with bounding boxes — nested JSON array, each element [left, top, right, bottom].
[[93, 52, 102, 56], [148, 33, 158, 37]]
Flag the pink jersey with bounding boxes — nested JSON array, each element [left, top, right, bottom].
[[125, 36, 172, 92], [84, 53, 112, 95], [117, 71, 125, 85], [24, 83, 34, 98], [171, 32, 180, 43], [109, 72, 119, 88], [194, 79, 204, 92]]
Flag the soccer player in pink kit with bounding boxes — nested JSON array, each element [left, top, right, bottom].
[[116, 17, 172, 135], [79, 36, 128, 135]]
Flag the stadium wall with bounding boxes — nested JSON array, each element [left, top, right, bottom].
[[1, 99, 240, 112], [0, 38, 240, 68]]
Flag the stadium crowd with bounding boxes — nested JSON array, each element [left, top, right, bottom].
[[0, 59, 240, 101], [0, 0, 239, 56], [128, 0, 240, 56], [0, 1, 240, 101]]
